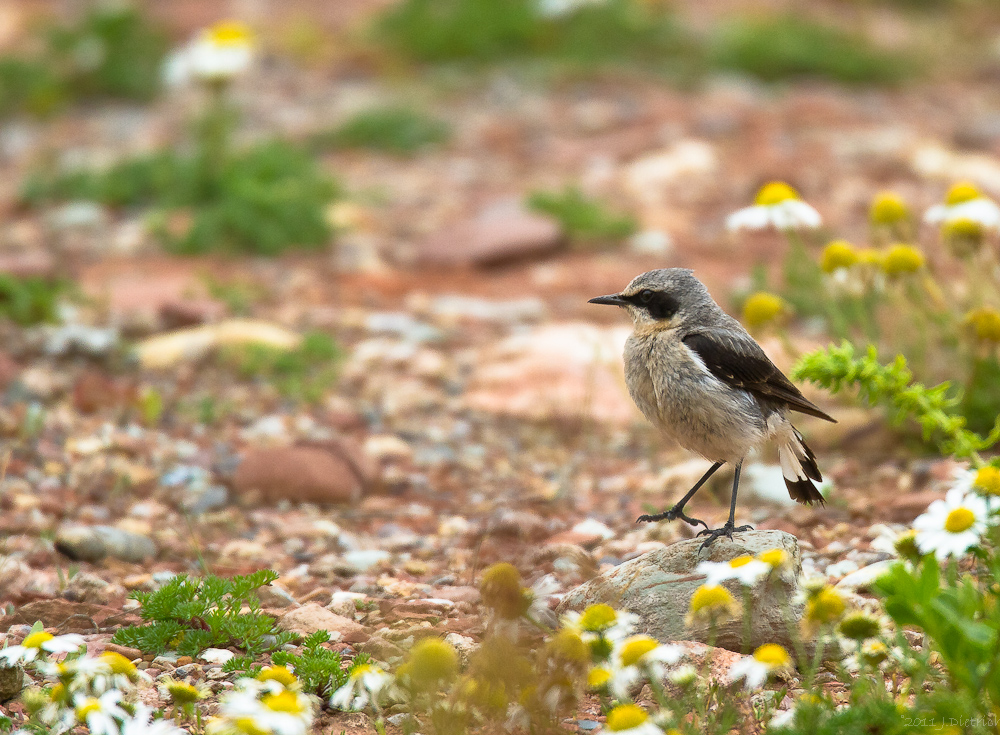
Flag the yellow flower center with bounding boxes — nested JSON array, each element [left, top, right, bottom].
[[944, 507, 976, 534], [689, 584, 736, 615], [945, 182, 981, 206], [407, 638, 459, 685], [944, 217, 984, 239], [480, 562, 529, 620], [821, 241, 859, 273], [50, 683, 68, 703], [753, 643, 791, 669], [755, 181, 799, 206], [742, 292, 786, 329], [881, 244, 924, 275], [350, 663, 378, 679], [805, 586, 846, 625], [861, 641, 889, 665], [618, 636, 659, 667], [207, 21, 253, 47], [870, 192, 909, 225], [549, 630, 589, 664], [729, 555, 752, 568], [893, 530, 921, 561], [167, 680, 202, 704], [235, 718, 270, 735], [587, 667, 611, 688], [257, 665, 298, 688], [974, 467, 1000, 496], [76, 698, 101, 720], [606, 703, 649, 731], [579, 603, 618, 632], [262, 690, 305, 715], [966, 308, 1000, 343], [101, 651, 137, 677], [758, 548, 787, 567], [838, 612, 881, 641], [22, 632, 53, 649]]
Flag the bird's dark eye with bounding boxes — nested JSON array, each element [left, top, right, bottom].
[[639, 289, 654, 303]]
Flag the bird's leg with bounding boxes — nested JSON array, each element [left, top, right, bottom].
[[636, 462, 722, 529], [697, 461, 753, 549]]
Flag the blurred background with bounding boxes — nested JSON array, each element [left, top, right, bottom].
[[2, 0, 1000, 637]]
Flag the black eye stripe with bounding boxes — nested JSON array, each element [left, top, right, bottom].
[[626, 290, 678, 319]]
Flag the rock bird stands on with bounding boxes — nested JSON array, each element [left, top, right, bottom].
[[589, 268, 835, 548]]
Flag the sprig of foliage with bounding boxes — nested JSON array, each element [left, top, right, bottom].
[[271, 631, 360, 698], [527, 187, 636, 246], [0, 276, 65, 326], [111, 570, 296, 657], [221, 331, 342, 403], [319, 106, 450, 155], [792, 341, 1000, 459]]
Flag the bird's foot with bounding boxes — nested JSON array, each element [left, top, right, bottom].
[[696, 522, 754, 550], [637, 506, 709, 530]]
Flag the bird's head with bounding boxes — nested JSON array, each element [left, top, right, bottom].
[[588, 268, 717, 331]]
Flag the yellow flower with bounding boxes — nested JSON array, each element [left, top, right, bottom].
[[257, 665, 298, 689], [804, 585, 846, 627], [974, 466, 1000, 496], [165, 678, 206, 705], [686, 584, 740, 626], [838, 612, 881, 641], [587, 667, 611, 689], [821, 240, 859, 273], [945, 181, 981, 206], [406, 638, 459, 687], [617, 636, 660, 667], [966, 307, 1000, 343], [21, 632, 53, 649], [860, 640, 889, 666], [758, 548, 788, 568], [605, 703, 652, 732], [546, 630, 590, 665], [480, 562, 529, 620], [261, 689, 308, 715], [207, 21, 253, 48], [742, 292, 787, 329], [881, 244, 924, 276], [578, 603, 618, 632], [753, 643, 791, 669], [755, 181, 800, 206], [870, 192, 909, 225], [893, 529, 921, 562], [944, 217, 984, 240], [944, 507, 975, 533]]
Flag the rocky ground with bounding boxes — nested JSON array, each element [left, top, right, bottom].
[[1, 1, 999, 732]]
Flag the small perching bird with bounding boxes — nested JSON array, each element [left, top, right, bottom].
[[589, 268, 835, 548]]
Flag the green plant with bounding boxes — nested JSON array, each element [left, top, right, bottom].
[[271, 630, 361, 698], [374, 0, 699, 76], [319, 106, 450, 155], [793, 342, 1000, 460], [709, 14, 912, 84], [222, 331, 342, 403], [0, 276, 64, 326], [111, 570, 296, 657], [528, 186, 636, 245]]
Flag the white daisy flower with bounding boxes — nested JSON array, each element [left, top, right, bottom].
[[603, 703, 663, 735], [121, 705, 189, 735], [912, 487, 992, 560], [726, 182, 822, 232], [924, 182, 1000, 229], [330, 661, 393, 711], [696, 555, 770, 587], [164, 21, 254, 87], [608, 635, 684, 699], [218, 682, 314, 735], [74, 689, 128, 735], [561, 604, 639, 644], [727, 643, 792, 690], [950, 465, 1000, 500], [0, 631, 85, 665]]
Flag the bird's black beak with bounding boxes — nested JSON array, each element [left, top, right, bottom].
[[588, 294, 627, 306]]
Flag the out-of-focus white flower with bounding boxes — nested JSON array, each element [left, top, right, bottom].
[[603, 703, 663, 734], [607, 635, 684, 698], [561, 604, 639, 644], [329, 662, 393, 711], [913, 487, 992, 560], [696, 555, 770, 587], [727, 644, 792, 690], [536, 0, 604, 17], [216, 680, 314, 735], [924, 182, 1000, 229], [164, 20, 254, 86], [726, 182, 822, 232], [951, 465, 1000, 499], [74, 689, 128, 735], [0, 632, 85, 665], [121, 705, 189, 735]]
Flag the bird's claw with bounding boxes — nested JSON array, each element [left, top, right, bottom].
[[697, 523, 754, 549], [637, 507, 709, 529]]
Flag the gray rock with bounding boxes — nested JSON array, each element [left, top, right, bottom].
[[0, 664, 23, 702], [557, 530, 802, 654], [55, 525, 157, 564]]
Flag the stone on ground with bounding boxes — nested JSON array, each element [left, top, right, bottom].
[[557, 529, 801, 653]]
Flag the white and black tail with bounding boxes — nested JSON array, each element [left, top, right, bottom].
[[778, 428, 825, 505]]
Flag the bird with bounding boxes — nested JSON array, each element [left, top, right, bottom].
[[588, 268, 835, 548]]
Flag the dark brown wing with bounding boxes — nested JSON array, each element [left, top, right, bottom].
[[683, 331, 836, 423]]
